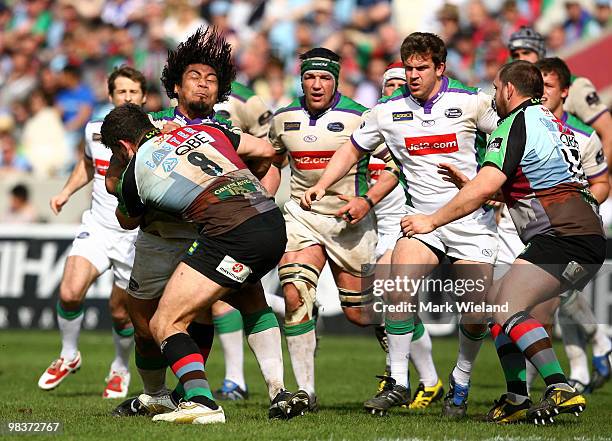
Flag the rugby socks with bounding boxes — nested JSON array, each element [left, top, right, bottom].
[[111, 323, 134, 373], [56, 301, 84, 360], [385, 318, 414, 388], [244, 307, 285, 399], [167, 322, 215, 400], [410, 322, 439, 387], [503, 312, 567, 386], [187, 322, 215, 364], [161, 332, 217, 408], [561, 322, 590, 386], [490, 323, 528, 397], [135, 344, 168, 396], [213, 309, 246, 390], [285, 319, 316, 396], [592, 325, 612, 358], [452, 324, 487, 387]]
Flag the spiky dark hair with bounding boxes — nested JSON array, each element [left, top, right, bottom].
[[161, 26, 235, 102]]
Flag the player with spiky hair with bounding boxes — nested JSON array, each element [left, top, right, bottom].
[[161, 26, 235, 112], [109, 27, 295, 422]]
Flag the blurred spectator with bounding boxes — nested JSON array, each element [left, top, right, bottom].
[[546, 24, 567, 55], [563, 0, 601, 45], [143, 87, 163, 113], [163, 0, 208, 47], [21, 88, 69, 176], [101, 0, 145, 29], [594, 0, 611, 28], [310, 0, 341, 48], [436, 3, 461, 44], [354, 57, 387, 107], [55, 64, 95, 154], [253, 56, 294, 111], [500, 0, 530, 42], [0, 131, 32, 174], [1, 183, 37, 223], [0, 51, 37, 109], [351, 0, 391, 32]]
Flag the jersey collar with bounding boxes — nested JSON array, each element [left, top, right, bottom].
[[497, 98, 540, 125], [409, 76, 448, 114], [561, 111, 569, 124], [174, 107, 215, 125], [138, 128, 161, 147], [300, 92, 341, 126]]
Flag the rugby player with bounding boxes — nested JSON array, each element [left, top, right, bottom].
[[267, 47, 392, 414], [507, 27, 612, 393], [403, 60, 604, 424], [110, 27, 295, 421], [100, 102, 285, 424], [38, 66, 146, 398], [370, 62, 443, 408], [303, 33, 500, 418]]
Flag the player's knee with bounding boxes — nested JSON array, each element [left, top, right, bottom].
[[343, 307, 370, 327], [149, 314, 168, 343], [279, 263, 319, 325], [59, 282, 86, 308]]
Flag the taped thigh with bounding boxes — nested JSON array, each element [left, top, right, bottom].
[[279, 263, 320, 324], [338, 285, 374, 308]]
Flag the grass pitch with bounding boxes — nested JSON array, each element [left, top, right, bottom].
[[1, 330, 611, 441]]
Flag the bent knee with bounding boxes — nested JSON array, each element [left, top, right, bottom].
[[343, 307, 370, 327]]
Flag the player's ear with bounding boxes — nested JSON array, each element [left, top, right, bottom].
[[435, 61, 446, 76]]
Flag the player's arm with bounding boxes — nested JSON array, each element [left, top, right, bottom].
[[236, 133, 275, 179], [262, 118, 289, 195], [111, 156, 144, 230], [589, 112, 612, 170], [50, 155, 94, 215], [301, 139, 365, 209], [404, 110, 524, 236], [302, 108, 382, 209], [336, 150, 400, 224], [581, 132, 610, 203], [587, 173, 609, 204], [401, 167, 506, 236]]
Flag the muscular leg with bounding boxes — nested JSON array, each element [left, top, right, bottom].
[[280, 245, 326, 397], [385, 238, 439, 388], [492, 260, 567, 387], [226, 283, 286, 400], [450, 261, 492, 389], [329, 262, 378, 327], [212, 300, 246, 394], [150, 263, 231, 405], [108, 284, 134, 374], [57, 256, 100, 360]]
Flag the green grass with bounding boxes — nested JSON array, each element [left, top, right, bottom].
[[1, 331, 611, 440]]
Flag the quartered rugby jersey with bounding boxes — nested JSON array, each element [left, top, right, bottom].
[[120, 124, 276, 236], [84, 120, 124, 230], [483, 99, 604, 242], [351, 76, 499, 216], [144, 108, 235, 238], [214, 81, 273, 138], [269, 92, 369, 216]]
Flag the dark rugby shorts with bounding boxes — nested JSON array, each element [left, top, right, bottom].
[[182, 208, 287, 289], [519, 234, 605, 290]]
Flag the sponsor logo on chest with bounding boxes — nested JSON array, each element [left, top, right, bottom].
[[444, 108, 463, 118], [392, 111, 413, 122], [290, 151, 335, 170], [327, 122, 344, 132], [404, 133, 459, 156], [94, 159, 110, 176], [284, 121, 301, 131]]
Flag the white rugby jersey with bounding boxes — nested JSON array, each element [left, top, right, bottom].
[[351, 76, 499, 216], [84, 120, 123, 230]]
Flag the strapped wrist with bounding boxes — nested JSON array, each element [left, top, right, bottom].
[[360, 194, 375, 208]]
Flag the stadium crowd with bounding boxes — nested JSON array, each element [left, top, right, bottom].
[[0, 0, 610, 180]]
